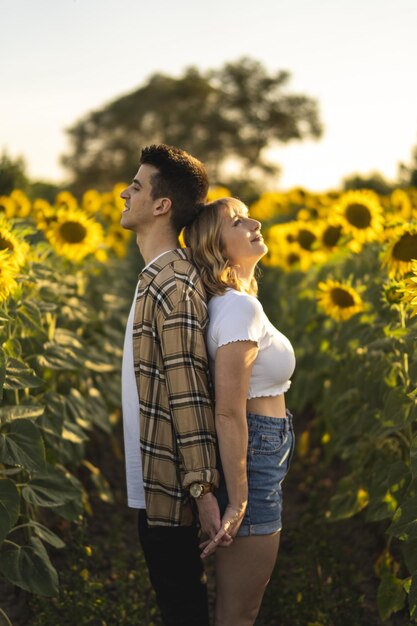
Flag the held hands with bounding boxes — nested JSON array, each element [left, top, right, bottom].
[[195, 492, 222, 542], [199, 502, 247, 559]]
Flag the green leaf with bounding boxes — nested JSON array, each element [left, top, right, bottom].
[[0, 419, 46, 471], [411, 435, 417, 480], [0, 536, 59, 596], [28, 521, 65, 549], [383, 388, 414, 428], [0, 405, 45, 421], [387, 496, 417, 540], [22, 467, 82, 508], [83, 359, 115, 373], [37, 342, 85, 370], [52, 497, 84, 522], [401, 539, 417, 575], [16, 300, 44, 334], [0, 479, 20, 545], [327, 477, 368, 521], [377, 573, 406, 621], [62, 420, 89, 443], [4, 358, 45, 390], [0, 348, 5, 401], [409, 573, 417, 618]]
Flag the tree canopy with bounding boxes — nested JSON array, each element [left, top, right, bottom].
[[0, 151, 28, 195], [62, 58, 323, 194], [399, 139, 417, 187]]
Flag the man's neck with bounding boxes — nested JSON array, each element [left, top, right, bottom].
[[136, 232, 179, 266]]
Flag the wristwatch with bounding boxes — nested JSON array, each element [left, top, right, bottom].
[[189, 482, 213, 499]]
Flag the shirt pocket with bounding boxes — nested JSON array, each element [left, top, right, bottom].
[[250, 429, 288, 456]]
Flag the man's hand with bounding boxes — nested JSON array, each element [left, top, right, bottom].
[[199, 502, 247, 558], [195, 492, 221, 542]]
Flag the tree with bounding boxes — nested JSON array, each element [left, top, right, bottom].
[[398, 140, 417, 187], [343, 172, 394, 195], [0, 151, 28, 195], [62, 58, 323, 194]]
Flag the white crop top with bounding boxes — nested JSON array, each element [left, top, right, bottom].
[[207, 289, 296, 399]]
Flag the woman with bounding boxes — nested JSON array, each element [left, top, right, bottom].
[[184, 197, 296, 626]]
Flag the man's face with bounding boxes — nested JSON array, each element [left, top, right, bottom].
[[119, 164, 159, 232]]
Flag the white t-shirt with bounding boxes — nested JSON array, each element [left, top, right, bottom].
[[122, 251, 173, 509], [207, 289, 296, 398]]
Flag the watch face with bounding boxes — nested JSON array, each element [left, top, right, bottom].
[[190, 483, 203, 498]]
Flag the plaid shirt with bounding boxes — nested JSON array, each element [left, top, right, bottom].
[[133, 248, 219, 526]]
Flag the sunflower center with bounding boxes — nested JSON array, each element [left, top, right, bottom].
[[0, 236, 14, 251], [323, 225, 342, 247], [392, 233, 417, 262], [59, 221, 88, 243], [298, 229, 316, 250], [330, 287, 355, 308], [345, 203, 372, 229], [287, 252, 300, 265]]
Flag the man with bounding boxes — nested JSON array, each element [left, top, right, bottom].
[[120, 144, 220, 626]]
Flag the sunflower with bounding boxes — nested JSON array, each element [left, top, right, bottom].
[[317, 279, 364, 321], [381, 280, 405, 307], [105, 223, 132, 257], [0, 250, 19, 302], [33, 199, 56, 230], [317, 217, 345, 251], [207, 186, 231, 203], [401, 260, 417, 316], [295, 222, 319, 252], [296, 208, 312, 221], [0, 196, 16, 219], [0, 219, 29, 268], [249, 192, 291, 221], [10, 190, 31, 218], [82, 190, 102, 215], [45, 209, 104, 262], [335, 190, 385, 245], [112, 183, 128, 215], [55, 191, 78, 211], [98, 193, 120, 223], [390, 189, 413, 221], [262, 236, 314, 272], [382, 223, 417, 278]]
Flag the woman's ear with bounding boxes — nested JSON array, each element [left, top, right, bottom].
[[153, 197, 172, 216]]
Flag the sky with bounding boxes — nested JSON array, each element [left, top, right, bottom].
[[1, 0, 416, 191]]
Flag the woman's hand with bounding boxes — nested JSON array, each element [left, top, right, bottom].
[[199, 502, 247, 558]]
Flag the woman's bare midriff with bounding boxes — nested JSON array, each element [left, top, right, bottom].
[[246, 393, 287, 419]]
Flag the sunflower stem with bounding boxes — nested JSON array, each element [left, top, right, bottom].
[[398, 303, 413, 445], [0, 607, 13, 626]]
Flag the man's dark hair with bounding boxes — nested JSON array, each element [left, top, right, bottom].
[[139, 144, 209, 235]]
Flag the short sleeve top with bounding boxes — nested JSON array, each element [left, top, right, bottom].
[[207, 289, 296, 399]]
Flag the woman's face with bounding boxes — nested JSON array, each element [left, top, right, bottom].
[[219, 200, 267, 266]]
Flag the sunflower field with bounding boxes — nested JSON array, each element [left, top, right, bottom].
[[1, 183, 417, 623], [0, 186, 136, 624]]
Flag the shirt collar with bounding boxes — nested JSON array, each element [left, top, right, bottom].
[[138, 248, 191, 285]]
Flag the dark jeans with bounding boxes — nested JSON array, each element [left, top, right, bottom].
[[137, 509, 209, 626]]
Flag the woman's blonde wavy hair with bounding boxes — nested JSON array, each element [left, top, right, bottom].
[[183, 197, 259, 298]]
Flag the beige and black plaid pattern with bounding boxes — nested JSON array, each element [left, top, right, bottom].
[[133, 249, 219, 526]]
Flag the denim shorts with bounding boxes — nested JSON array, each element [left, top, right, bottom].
[[216, 409, 295, 536]]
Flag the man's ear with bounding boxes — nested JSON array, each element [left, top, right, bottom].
[[153, 197, 172, 216]]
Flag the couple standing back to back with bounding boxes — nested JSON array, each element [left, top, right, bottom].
[[120, 144, 296, 626]]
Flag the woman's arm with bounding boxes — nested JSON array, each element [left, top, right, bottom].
[[200, 339, 258, 557]]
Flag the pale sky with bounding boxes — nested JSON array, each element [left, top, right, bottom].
[[1, 0, 416, 191]]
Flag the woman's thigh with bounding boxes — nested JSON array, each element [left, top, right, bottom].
[[215, 532, 281, 626]]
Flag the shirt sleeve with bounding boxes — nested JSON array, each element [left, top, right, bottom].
[[160, 295, 219, 490], [212, 294, 264, 348]]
